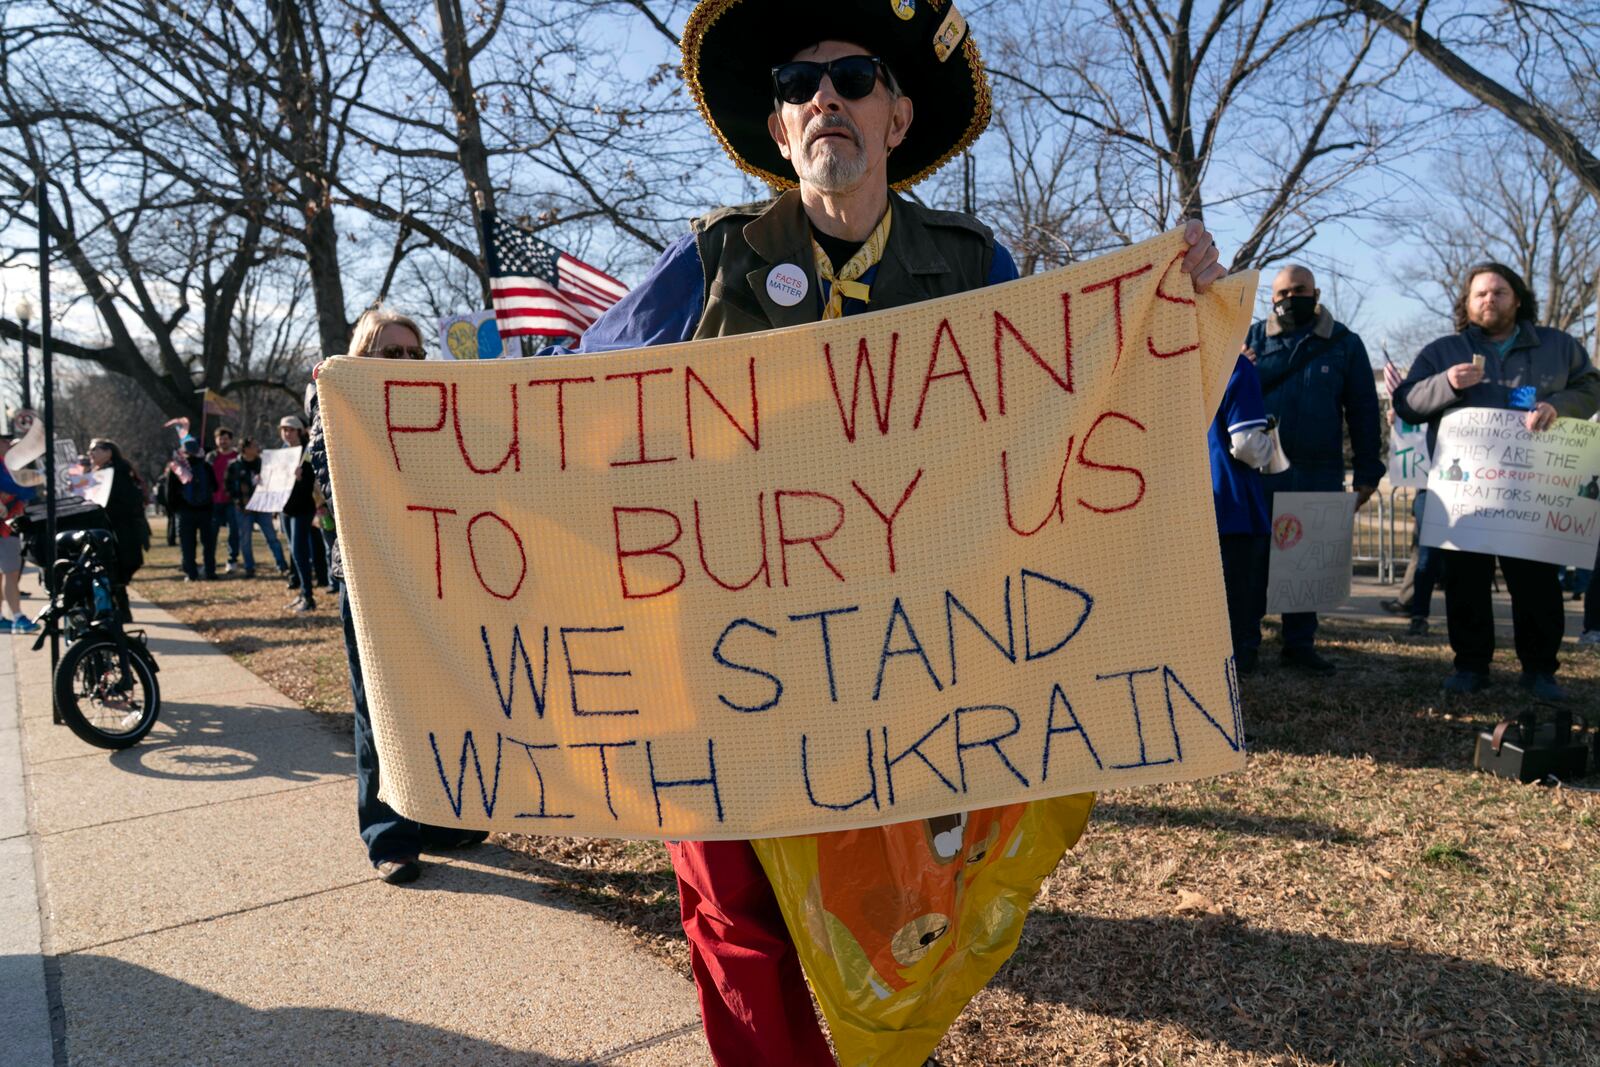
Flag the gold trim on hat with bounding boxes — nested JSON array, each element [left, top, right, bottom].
[[680, 0, 991, 191]]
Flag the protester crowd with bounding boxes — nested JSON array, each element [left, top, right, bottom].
[[151, 417, 335, 613], [1211, 260, 1600, 702]]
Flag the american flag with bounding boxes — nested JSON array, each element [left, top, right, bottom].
[[483, 210, 628, 340], [1382, 350, 1403, 397]]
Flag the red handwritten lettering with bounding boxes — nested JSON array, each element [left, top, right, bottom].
[[527, 377, 595, 471], [693, 497, 771, 590], [1000, 440, 1072, 536], [685, 360, 760, 458], [823, 334, 897, 442], [1077, 411, 1146, 513], [994, 303, 1073, 416], [466, 510, 527, 600], [914, 319, 987, 430], [613, 506, 685, 599], [851, 470, 924, 573], [606, 368, 677, 467], [1081, 263, 1153, 371], [385, 381, 447, 472], [406, 504, 458, 599], [451, 382, 521, 474], [775, 491, 847, 585]]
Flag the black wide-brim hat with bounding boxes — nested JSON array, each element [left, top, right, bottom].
[[682, 0, 991, 190]]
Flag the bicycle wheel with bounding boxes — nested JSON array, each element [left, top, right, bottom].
[[54, 638, 161, 750]]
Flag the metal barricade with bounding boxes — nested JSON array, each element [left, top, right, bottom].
[[1351, 486, 1386, 577]]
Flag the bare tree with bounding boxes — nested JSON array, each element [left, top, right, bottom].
[[979, 0, 1414, 272], [1340, 0, 1600, 201], [1390, 138, 1599, 350]]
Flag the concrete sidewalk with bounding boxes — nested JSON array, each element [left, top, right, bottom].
[[2, 595, 709, 1067]]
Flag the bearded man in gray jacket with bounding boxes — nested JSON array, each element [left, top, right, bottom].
[[1393, 262, 1600, 700]]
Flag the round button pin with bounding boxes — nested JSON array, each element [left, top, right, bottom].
[[766, 264, 809, 307]]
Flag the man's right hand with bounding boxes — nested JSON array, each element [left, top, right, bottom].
[[1241, 343, 1256, 363], [1446, 362, 1484, 390]]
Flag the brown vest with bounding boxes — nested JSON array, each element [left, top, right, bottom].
[[690, 189, 996, 340]]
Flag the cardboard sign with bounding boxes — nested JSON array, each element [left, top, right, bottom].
[[245, 446, 303, 513], [319, 229, 1257, 840], [1420, 409, 1600, 567], [1264, 491, 1356, 613], [1388, 418, 1430, 488]]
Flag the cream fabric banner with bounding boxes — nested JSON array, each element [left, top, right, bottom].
[[319, 229, 1256, 840]]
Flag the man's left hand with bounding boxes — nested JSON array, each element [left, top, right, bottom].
[[1353, 485, 1376, 509], [1524, 402, 1557, 432], [1180, 219, 1226, 294]]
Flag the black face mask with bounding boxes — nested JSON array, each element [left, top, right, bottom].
[[1273, 294, 1317, 330]]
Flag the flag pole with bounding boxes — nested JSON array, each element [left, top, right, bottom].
[[37, 169, 61, 718]]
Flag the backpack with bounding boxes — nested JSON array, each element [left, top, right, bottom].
[[181, 461, 211, 508]]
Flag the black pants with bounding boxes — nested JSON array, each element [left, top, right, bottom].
[[1441, 550, 1564, 675], [175, 509, 217, 579], [1219, 533, 1265, 656]]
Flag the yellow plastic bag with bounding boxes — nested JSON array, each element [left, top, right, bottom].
[[752, 793, 1094, 1066]]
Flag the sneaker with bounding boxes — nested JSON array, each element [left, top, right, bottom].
[[1580, 630, 1600, 646], [11, 614, 38, 634], [375, 858, 421, 885], [220, 562, 232, 574], [242, 569, 255, 579], [290, 598, 315, 613], [1442, 669, 1491, 694], [1281, 647, 1336, 676], [0, 618, 12, 633], [1406, 617, 1429, 636], [1379, 598, 1409, 616], [1518, 672, 1566, 702]]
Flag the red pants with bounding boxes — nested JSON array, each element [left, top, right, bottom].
[[667, 839, 834, 1066]]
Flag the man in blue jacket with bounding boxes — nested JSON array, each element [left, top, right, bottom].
[[1244, 264, 1383, 674], [1393, 262, 1600, 700]]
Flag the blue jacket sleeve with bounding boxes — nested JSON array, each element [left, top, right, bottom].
[[538, 234, 704, 356], [0, 464, 37, 504], [1343, 333, 1385, 487], [988, 243, 1020, 286]]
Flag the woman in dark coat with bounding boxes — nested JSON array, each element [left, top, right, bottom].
[[88, 438, 147, 582], [89, 438, 148, 620]]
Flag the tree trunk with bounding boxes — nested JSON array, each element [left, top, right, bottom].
[[435, 0, 496, 304], [270, 0, 350, 355]]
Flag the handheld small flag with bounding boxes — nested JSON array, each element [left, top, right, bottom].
[[201, 388, 241, 420], [1382, 351, 1403, 398]]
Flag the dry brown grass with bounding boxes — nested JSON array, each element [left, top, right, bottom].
[[136, 525, 1600, 1066]]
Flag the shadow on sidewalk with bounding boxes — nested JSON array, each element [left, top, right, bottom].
[[33, 952, 652, 1065], [105, 699, 354, 783], [996, 910, 1598, 1063]]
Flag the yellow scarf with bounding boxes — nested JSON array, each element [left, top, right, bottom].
[[812, 209, 892, 320]]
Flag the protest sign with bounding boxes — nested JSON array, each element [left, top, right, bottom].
[[1264, 491, 1356, 613], [319, 228, 1257, 840], [438, 310, 505, 360], [246, 446, 303, 513], [83, 468, 113, 508], [1420, 409, 1600, 568], [1388, 417, 1430, 488]]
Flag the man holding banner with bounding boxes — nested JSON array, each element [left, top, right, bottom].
[[524, 3, 1228, 1061], [1394, 262, 1600, 699]]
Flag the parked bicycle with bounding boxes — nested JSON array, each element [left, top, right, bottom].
[[28, 528, 162, 749]]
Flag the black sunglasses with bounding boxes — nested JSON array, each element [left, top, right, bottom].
[[771, 55, 889, 105]]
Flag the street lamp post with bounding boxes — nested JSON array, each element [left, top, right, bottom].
[[15, 295, 32, 412]]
